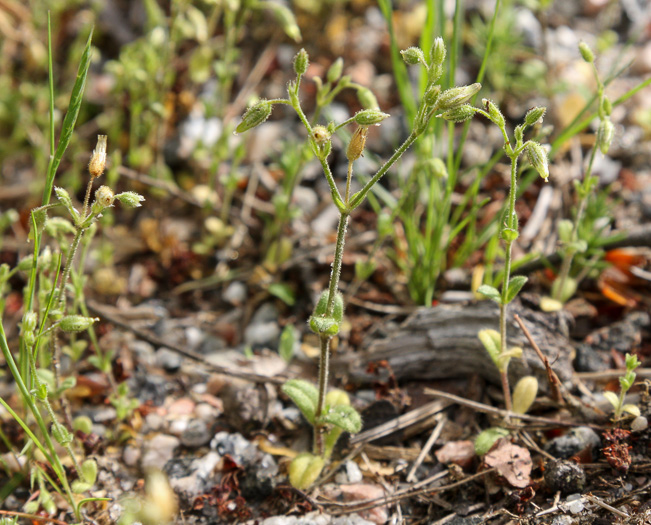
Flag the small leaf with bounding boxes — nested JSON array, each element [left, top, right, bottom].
[[475, 427, 510, 456], [478, 329, 501, 368], [81, 458, 98, 485], [477, 284, 501, 303], [72, 480, 92, 494], [540, 296, 563, 312], [505, 276, 528, 304], [288, 453, 324, 490], [321, 404, 362, 434], [603, 391, 619, 409], [268, 282, 295, 306], [325, 389, 350, 408], [622, 404, 641, 417], [278, 324, 297, 363], [282, 379, 318, 425]]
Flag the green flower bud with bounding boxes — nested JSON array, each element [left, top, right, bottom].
[[22, 311, 38, 332], [579, 41, 594, 63], [423, 84, 441, 107], [601, 96, 612, 117], [430, 37, 446, 68], [483, 99, 505, 128], [354, 109, 390, 126], [436, 83, 481, 112], [525, 141, 549, 181], [51, 422, 73, 445], [236, 100, 273, 134], [59, 315, 99, 333], [327, 57, 344, 84], [293, 48, 309, 76], [512, 376, 538, 415], [400, 46, 425, 66], [437, 104, 476, 123], [356, 87, 379, 109], [17, 255, 34, 272], [514, 125, 524, 144], [115, 191, 145, 208], [289, 453, 324, 490], [429, 158, 448, 179], [597, 118, 614, 154], [268, 2, 301, 42], [55, 187, 73, 210], [524, 106, 546, 127]]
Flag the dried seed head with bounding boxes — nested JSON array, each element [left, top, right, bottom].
[[89, 135, 107, 179], [346, 126, 368, 161], [94, 185, 115, 209]]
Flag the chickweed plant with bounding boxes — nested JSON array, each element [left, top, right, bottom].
[[0, 21, 142, 521], [474, 101, 550, 412], [603, 353, 641, 421], [549, 42, 615, 307], [237, 41, 481, 488]]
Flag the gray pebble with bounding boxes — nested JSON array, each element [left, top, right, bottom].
[[156, 347, 183, 373], [544, 459, 586, 495], [545, 426, 600, 459], [123, 445, 141, 467], [181, 419, 212, 448], [142, 434, 180, 470]]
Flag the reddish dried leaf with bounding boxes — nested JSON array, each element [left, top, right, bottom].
[[484, 439, 532, 488]]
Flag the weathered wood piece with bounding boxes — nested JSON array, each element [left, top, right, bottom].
[[340, 299, 574, 390]]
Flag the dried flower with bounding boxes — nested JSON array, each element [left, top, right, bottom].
[[346, 126, 368, 161], [94, 185, 115, 209], [89, 135, 107, 179]]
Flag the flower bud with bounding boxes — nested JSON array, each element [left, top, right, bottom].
[[236, 100, 273, 134], [597, 118, 614, 154], [428, 157, 448, 179], [524, 106, 546, 127], [346, 126, 368, 161], [525, 141, 549, 181], [356, 87, 379, 109], [430, 37, 446, 68], [483, 99, 505, 128], [51, 422, 73, 445], [423, 84, 441, 107], [512, 376, 538, 415], [353, 109, 389, 126], [115, 191, 145, 208], [55, 187, 74, 210], [293, 48, 309, 76], [59, 315, 99, 333], [94, 185, 115, 209], [401, 46, 425, 66], [22, 311, 38, 333], [88, 135, 107, 179], [436, 83, 481, 112], [327, 57, 344, 84], [579, 41, 594, 63], [437, 104, 476, 123], [601, 96, 612, 117]]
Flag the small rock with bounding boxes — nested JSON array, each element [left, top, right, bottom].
[[195, 403, 220, 423], [631, 416, 648, 432], [168, 398, 196, 416], [133, 373, 171, 405], [223, 281, 247, 305], [544, 459, 586, 495], [544, 426, 601, 459], [339, 484, 388, 525], [561, 494, 585, 514], [168, 418, 189, 436], [240, 456, 279, 501], [244, 303, 281, 347], [344, 461, 363, 484], [92, 407, 117, 423], [123, 445, 141, 467], [142, 434, 180, 470], [145, 413, 164, 432], [166, 452, 220, 501], [550, 516, 574, 525], [156, 348, 183, 373], [181, 419, 212, 448]]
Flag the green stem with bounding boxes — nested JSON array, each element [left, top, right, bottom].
[[350, 133, 418, 209], [0, 323, 78, 519], [498, 155, 518, 412], [314, 334, 330, 456], [57, 227, 84, 309]]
